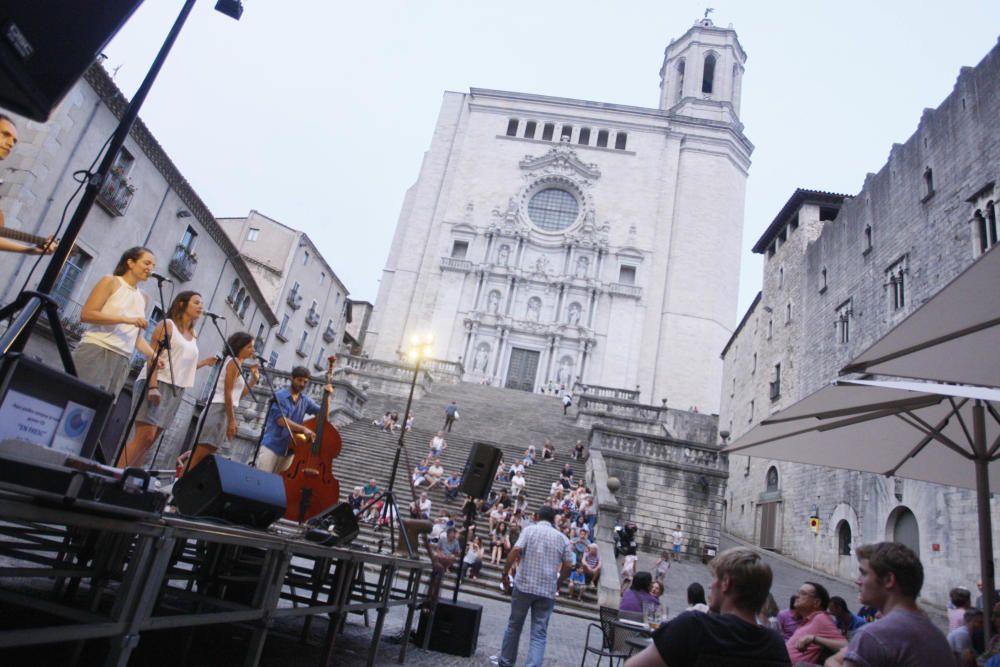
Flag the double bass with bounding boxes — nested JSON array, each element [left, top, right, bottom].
[[283, 355, 342, 523]]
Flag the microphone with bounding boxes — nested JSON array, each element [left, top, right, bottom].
[[205, 312, 226, 321], [255, 354, 269, 365], [150, 272, 172, 284]]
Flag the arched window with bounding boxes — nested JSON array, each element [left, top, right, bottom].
[[236, 286, 246, 306], [837, 520, 852, 556], [240, 295, 250, 318], [227, 279, 240, 303], [702, 53, 717, 94], [888, 506, 920, 557], [765, 466, 779, 492]]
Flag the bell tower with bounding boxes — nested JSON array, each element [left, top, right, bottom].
[[659, 15, 746, 122]]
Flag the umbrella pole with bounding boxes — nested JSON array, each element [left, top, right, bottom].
[[974, 401, 995, 647]]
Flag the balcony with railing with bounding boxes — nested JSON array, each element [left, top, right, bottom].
[[295, 342, 309, 358], [95, 168, 135, 216], [168, 244, 198, 282], [322, 323, 337, 343], [440, 256, 473, 273], [286, 290, 303, 310], [608, 282, 642, 299], [305, 307, 320, 327]]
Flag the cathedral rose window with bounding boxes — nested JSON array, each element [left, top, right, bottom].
[[527, 188, 579, 231]]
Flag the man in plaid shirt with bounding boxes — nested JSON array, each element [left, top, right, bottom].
[[493, 505, 573, 667]]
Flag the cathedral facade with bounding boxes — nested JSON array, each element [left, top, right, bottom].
[[367, 18, 752, 413]]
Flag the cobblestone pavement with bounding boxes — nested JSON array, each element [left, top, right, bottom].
[[258, 533, 945, 666]]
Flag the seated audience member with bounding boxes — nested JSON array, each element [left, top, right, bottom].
[[947, 608, 984, 667], [412, 459, 430, 487], [428, 513, 452, 543], [582, 543, 602, 587], [828, 595, 866, 639], [786, 581, 847, 664], [425, 458, 445, 489], [572, 439, 585, 460], [510, 469, 526, 497], [541, 439, 555, 461], [560, 462, 574, 481], [570, 528, 589, 565], [522, 445, 536, 467], [494, 460, 509, 483], [362, 478, 380, 502], [624, 547, 790, 667], [436, 527, 462, 570], [348, 486, 365, 515], [380, 412, 392, 431], [443, 471, 462, 500], [414, 492, 432, 519], [949, 586, 973, 631], [429, 431, 447, 457], [494, 488, 512, 509], [462, 536, 484, 580], [568, 564, 588, 600], [509, 461, 525, 479], [650, 581, 664, 603], [980, 601, 1000, 664], [776, 595, 800, 641], [687, 582, 709, 613], [826, 542, 953, 667], [620, 571, 661, 613]]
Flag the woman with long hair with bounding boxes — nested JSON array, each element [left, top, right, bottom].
[[620, 571, 660, 613], [117, 291, 216, 467], [463, 536, 485, 581], [73, 247, 157, 396], [183, 331, 260, 471]]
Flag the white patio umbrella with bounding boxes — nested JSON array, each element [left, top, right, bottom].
[[840, 246, 1000, 388], [726, 377, 1000, 641]]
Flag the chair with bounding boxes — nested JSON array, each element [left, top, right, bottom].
[[581, 606, 649, 667]]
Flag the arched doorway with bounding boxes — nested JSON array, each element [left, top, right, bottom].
[[837, 520, 852, 556], [887, 506, 920, 557]]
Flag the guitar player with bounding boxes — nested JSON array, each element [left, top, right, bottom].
[[0, 113, 54, 255]]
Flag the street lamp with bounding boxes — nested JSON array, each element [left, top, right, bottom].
[[371, 332, 433, 556]]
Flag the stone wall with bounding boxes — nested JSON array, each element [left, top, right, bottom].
[[720, 40, 1000, 603]]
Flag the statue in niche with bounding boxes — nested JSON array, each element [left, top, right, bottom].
[[473, 343, 490, 372], [487, 290, 501, 314], [534, 256, 549, 275], [497, 245, 510, 266], [556, 357, 574, 387], [575, 256, 589, 278], [526, 297, 541, 322], [567, 302, 582, 325]]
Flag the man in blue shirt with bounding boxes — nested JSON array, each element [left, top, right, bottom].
[[256, 366, 329, 474], [828, 596, 866, 638], [443, 401, 459, 432]]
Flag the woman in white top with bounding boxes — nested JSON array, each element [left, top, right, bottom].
[[185, 331, 259, 471], [73, 247, 157, 397], [117, 291, 216, 467]]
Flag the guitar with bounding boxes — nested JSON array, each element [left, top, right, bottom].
[[0, 226, 58, 251]]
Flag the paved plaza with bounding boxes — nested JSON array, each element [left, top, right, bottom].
[[258, 533, 946, 666]]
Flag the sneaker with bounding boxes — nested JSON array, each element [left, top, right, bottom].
[[489, 656, 500, 665]]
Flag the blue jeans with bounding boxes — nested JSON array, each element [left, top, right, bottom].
[[499, 586, 555, 667]]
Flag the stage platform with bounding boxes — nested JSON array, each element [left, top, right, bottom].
[[0, 490, 429, 666]]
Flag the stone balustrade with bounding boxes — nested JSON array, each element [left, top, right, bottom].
[[334, 354, 433, 398], [574, 382, 639, 401]]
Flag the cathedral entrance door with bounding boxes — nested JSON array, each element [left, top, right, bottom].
[[505, 348, 540, 392]]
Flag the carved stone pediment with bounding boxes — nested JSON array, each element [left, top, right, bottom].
[[519, 144, 601, 181]]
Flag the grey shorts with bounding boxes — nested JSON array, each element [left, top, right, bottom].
[[197, 403, 233, 456], [135, 381, 186, 429], [72, 342, 131, 397]]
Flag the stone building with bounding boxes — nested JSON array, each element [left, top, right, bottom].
[[218, 210, 350, 375], [720, 41, 1000, 598], [366, 17, 752, 413], [0, 65, 278, 464]]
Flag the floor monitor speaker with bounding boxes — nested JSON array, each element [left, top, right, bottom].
[[459, 442, 502, 499], [0, 2, 144, 121], [173, 455, 285, 529]]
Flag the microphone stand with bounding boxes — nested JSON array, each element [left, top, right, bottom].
[[181, 313, 261, 477], [114, 273, 175, 468]]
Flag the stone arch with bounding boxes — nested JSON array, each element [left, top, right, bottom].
[[886, 505, 920, 557], [830, 502, 861, 578]]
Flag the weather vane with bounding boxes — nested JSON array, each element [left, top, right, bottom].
[[704, 7, 714, 19]]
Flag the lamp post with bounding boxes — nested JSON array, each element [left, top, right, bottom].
[[367, 333, 433, 556]]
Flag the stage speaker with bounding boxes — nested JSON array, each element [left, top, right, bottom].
[[415, 600, 482, 657], [307, 501, 360, 546], [95, 386, 133, 464], [459, 442, 502, 499], [173, 455, 286, 529], [0, 2, 145, 121]]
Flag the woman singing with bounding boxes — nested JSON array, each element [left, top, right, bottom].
[[117, 291, 216, 468], [73, 247, 157, 396], [185, 331, 260, 471]]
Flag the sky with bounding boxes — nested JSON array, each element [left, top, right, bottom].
[[102, 0, 1000, 317]]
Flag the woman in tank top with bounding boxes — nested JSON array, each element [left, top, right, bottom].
[[117, 291, 217, 468], [73, 247, 157, 397], [183, 330, 260, 471]]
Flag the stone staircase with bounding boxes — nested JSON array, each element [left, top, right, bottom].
[[329, 382, 597, 617]]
